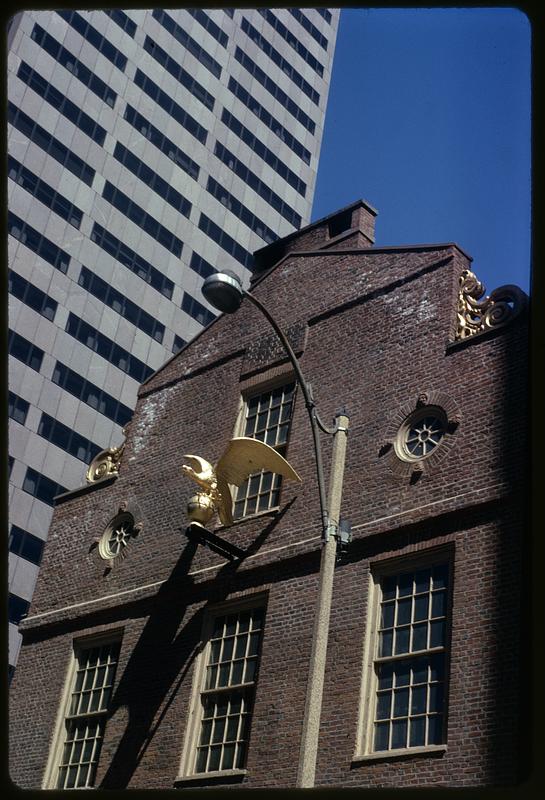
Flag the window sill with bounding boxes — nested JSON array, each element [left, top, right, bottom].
[[352, 744, 447, 764], [174, 768, 247, 785]]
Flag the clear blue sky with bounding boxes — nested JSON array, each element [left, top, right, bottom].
[[312, 8, 531, 295]]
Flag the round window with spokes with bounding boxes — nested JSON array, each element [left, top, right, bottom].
[[98, 512, 135, 561], [395, 406, 448, 462]]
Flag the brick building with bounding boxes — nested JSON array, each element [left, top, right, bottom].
[[9, 201, 529, 789]]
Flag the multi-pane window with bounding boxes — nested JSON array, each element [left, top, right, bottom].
[[227, 78, 311, 165], [191, 606, 264, 775], [56, 640, 121, 789], [52, 361, 133, 427], [365, 560, 451, 754], [8, 103, 96, 186], [206, 177, 277, 244], [8, 155, 83, 228], [214, 143, 302, 229], [38, 412, 102, 465], [22, 467, 67, 506], [9, 270, 58, 321], [56, 10, 127, 71], [91, 223, 174, 300], [124, 105, 200, 181], [9, 524, 45, 566], [8, 391, 30, 426], [233, 383, 295, 519], [8, 212, 70, 273], [103, 9, 136, 38], [143, 36, 215, 111], [113, 143, 191, 218], [257, 9, 324, 76], [198, 214, 254, 272], [151, 9, 222, 79], [8, 329, 44, 372], [181, 292, 216, 328], [8, 593, 30, 626], [134, 69, 208, 145]]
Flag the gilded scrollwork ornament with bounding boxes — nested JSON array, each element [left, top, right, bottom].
[[456, 269, 526, 340], [86, 442, 125, 483]]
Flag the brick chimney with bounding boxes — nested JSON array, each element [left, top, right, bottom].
[[253, 199, 377, 275]]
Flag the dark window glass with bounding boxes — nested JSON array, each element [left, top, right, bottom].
[[8, 392, 30, 425], [9, 524, 45, 568], [38, 412, 102, 464], [288, 9, 329, 50], [65, 313, 153, 383], [152, 9, 222, 78], [8, 269, 58, 321], [181, 292, 216, 327], [186, 8, 228, 47], [8, 594, 30, 626], [91, 223, 173, 299], [103, 9, 136, 37], [214, 144, 301, 229], [31, 23, 117, 106], [52, 361, 132, 427], [206, 177, 277, 244], [198, 214, 254, 271], [8, 103, 95, 185], [143, 35, 214, 111], [22, 467, 67, 506], [220, 109, 306, 196], [227, 78, 311, 165], [189, 252, 216, 280], [257, 9, 324, 76], [8, 329, 44, 372], [231, 51, 316, 136], [124, 105, 199, 180], [17, 61, 107, 146], [102, 181, 183, 258], [112, 142, 191, 218], [134, 69, 207, 145], [8, 212, 70, 273], [8, 156, 83, 229], [172, 334, 187, 354], [56, 10, 127, 70]]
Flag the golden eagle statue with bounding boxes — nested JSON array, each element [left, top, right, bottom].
[[182, 437, 301, 526]]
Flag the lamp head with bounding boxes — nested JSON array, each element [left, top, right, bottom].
[[202, 271, 245, 313]]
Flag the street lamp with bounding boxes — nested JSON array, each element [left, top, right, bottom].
[[202, 271, 350, 788]]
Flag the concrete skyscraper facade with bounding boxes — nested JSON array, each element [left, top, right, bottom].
[[7, 7, 340, 673]]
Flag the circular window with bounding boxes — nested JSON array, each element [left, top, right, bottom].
[[395, 406, 448, 462], [98, 512, 135, 561]]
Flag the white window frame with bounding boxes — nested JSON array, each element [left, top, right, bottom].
[[42, 631, 122, 789], [232, 380, 296, 520], [355, 550, 452, 761], [178, 595, 267, 782]]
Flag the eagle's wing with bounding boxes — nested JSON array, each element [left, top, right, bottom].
[[216, 475, 234, 527], [215, 437, 301, 487], [181, 455, 215, 485]]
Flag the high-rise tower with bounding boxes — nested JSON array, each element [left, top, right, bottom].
[[7, 8, 340, 672]]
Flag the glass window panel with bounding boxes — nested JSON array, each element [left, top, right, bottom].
[[429, 620, 446, 648], [430, 654, 445, 682], [238, 612, 251, 633], [257, 493, 270, 512], [245, 496, 257, 516], [243, 658, 256, 683], [208, 745, 221, 771], [211, 717, 226, 744], [412, 622, 428, 652], [396, 597, 412, 625], [398, 573, 413, 597], [393, 688, 409, 717], [226, 715, 239, 741], [248, 632, 260, 656], [391, 719, 407, 749], [429, 683, 444, 713], [221, 743, 235, 770], [414, 594, 429, 621], [428, 714, 443, 744], [376, 691, 391, 720], [380, 602, 395, 629], [374, 721, 390, 751], [411, 685, 427, 715], [411, 657, 428, 685], [195, 748, 207, 772], [377, 662, 394, 690], [394, 661, 410, 687], [432, 564, 448, 589], [217, 663, 230, 687], [221, 637, 234, 662], [210, 640, 221, 663], [409, 716, 426, 747], [431, 591, 446, 618], [379, 629, 393, 658], [231, 660, 244, 685], [394, 627, 410, 655]]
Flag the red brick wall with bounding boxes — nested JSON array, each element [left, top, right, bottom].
[[9, 231, 528, 789]]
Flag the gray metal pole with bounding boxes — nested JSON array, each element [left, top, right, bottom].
[[296, 412, 350, 788]]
